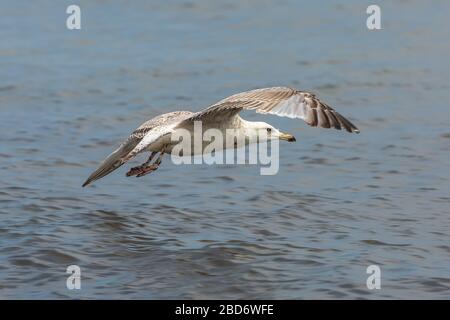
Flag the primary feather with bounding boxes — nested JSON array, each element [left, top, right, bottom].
[[82, 111, 192, 187], [82, 87, 359, 187]]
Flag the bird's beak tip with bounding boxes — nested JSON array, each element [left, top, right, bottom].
[[280, 132, 296, 142]]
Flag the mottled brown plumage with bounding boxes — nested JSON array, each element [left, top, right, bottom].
[[82, 87, 359, 187], [186, 87, 359, 133], [82, 111, 192, 187]]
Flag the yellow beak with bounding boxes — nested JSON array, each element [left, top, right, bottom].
[[279, 132, 296, 142]]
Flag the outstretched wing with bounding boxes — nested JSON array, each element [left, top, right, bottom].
[[82, 126, 174, 187], [82, 135, 140, 187], [82, 112, 192, 187], [187, 87, 359, 133], [120, 124, 175, 163]]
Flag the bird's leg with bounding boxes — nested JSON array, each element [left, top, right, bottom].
[[144, 151, 158, 165], [126, 146, 167, 177], [135, 146, 167, 178], [126, 151, 158, 177]]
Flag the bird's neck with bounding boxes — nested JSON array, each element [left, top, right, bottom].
[[238, 117, 259, 129]]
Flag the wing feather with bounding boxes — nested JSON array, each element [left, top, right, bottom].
[[185, 87, 359, 133], [82, 111, 192, 187]]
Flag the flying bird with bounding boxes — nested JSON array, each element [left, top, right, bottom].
[[82, 86, 359, 187]]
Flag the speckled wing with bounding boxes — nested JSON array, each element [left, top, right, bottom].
[[187, 87, 360, 133], [120, 124, 175, 163], [82, 111, 193, 187], [122, 111, 194, 160]]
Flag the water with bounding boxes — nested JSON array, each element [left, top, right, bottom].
[[1, 0, 450, 299]]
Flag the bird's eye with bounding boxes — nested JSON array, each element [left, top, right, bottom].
[[266, 128, 272, 133]]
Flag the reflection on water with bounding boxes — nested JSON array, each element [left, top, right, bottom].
[[1, 0, 450, 299]]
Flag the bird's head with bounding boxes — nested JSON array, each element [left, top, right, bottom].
[[245, 121, 296, 142]]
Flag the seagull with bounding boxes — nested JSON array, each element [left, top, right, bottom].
[[82, 86, 359, 187]]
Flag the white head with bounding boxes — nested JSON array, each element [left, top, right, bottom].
[[242, 121, 296, 142]]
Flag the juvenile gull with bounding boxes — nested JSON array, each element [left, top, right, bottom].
[[82, 86, 359, 187]]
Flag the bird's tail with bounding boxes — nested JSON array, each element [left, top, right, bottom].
[[82, 139, 137, 187]]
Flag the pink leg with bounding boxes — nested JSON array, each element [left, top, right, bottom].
[[126, 147, 166, 178]]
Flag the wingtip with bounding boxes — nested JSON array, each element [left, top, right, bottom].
[[82, 180, 90, 188]]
